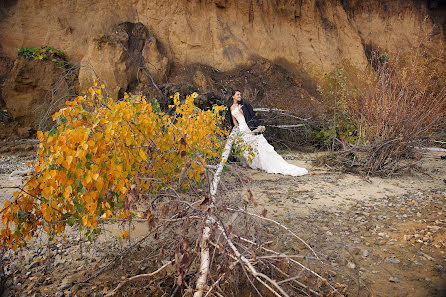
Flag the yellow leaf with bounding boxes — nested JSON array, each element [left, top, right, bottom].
[[139, 150, 147, 161], [105, 210, 112, 218]]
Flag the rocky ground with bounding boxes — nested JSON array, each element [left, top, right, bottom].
[[0, 140, 445, 297]]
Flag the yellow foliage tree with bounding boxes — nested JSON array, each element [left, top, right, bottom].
[[1, 84, 227, 249]]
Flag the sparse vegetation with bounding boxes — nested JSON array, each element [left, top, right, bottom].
[[18, 46, 65, 66], [349, 52, 446, 175], [316, 68, 359, 151], [316, 51, 446, 176]]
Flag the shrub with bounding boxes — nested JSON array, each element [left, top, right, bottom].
[[18, 46, 65, 66], [0, 84, 227, 249], [349, 52, 446, 175], [316, 68, 359, 151]]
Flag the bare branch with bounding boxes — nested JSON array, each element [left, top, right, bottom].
[[227, 207, 321, 261], [105, 260, 174, 297]]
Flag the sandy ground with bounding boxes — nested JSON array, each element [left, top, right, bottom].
[[239, 151, 446, 297], [0, 142, 445, 297]]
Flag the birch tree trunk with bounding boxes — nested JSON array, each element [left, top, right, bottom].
[[193, 127, 239, 297]]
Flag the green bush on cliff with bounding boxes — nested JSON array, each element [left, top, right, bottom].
[[18, 46, 65, 66]]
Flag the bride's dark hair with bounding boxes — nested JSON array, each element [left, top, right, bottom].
[[229, 89, 240, 101], [227, 89, 242, 127]]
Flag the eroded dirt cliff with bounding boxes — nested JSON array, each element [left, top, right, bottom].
[[0, 0, 444, 131], [1, 0, 444, 79]]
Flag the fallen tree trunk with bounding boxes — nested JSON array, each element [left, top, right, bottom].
[[194, 127, 239, 297]]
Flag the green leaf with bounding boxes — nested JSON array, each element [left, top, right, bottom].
[[76, 204, 84, 213], [48, 128, 59, 137], [67, 217, 75, 226]]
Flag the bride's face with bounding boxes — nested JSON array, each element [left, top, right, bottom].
[[233, 91, 242, 103]]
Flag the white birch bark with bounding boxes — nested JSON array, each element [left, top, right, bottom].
[[193, 127, 239, 297]]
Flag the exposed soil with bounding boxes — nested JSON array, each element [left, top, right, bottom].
[[0, 142, 445, 297]]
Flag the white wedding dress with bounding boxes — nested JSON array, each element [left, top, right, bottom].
[[231, 107, 308, 176]]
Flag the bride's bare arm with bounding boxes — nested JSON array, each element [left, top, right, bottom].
[[232, 115, 238, 127], [230, 105, 238, 127]]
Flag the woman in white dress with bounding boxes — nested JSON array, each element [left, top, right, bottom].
[[230, 90, 308, 176]]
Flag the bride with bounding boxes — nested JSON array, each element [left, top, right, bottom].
[[230, 90, 308, 176]]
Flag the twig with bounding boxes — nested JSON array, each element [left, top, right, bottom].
[[212, 217, 289, 297], [253, 108, 311, 121], [203, 272, 225, 297], [238, 236, 337, 293], [227, 207, 321, 261], [105, 260, 174, 297]]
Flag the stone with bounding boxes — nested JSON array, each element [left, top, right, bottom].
[[347, 262, 356, 269], [389, 276, 399, 283], [384, 257, 401, 264]]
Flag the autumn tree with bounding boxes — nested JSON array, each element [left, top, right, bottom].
[[0, 84, 227, 248]]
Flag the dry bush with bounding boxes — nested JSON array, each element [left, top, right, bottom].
[[346, 49, 446, 175]]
